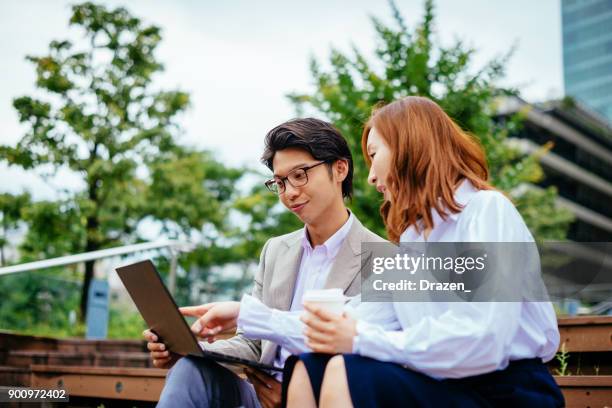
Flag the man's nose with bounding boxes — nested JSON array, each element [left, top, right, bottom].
[[284, 181, 300, 198]]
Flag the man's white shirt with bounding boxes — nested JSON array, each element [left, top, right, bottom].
[[237, 212, 355, 375]]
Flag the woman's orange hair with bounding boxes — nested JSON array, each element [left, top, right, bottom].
[[361, 96, 493, 243]]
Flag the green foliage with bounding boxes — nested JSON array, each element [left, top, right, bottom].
[[0, 268, 146, 339], [19, 199, 86, 261], [0, 2, 246, 320], [288, 0, 573, 240], [0, 192, 31, 266], [107, 307, 147, 340], [515, 186, 575, 242], [555, 343, 570, 376], [231, 183, 303, 259], [146, 149, 243, 236], [0, 268, 82, 335], [165, 181, 303, 305]]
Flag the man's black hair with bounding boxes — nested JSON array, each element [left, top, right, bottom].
[[261, 118, 353, 199]]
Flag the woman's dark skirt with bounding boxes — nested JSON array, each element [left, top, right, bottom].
[[281, 353, 564, 407]]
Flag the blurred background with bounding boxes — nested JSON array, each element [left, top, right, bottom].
[[0, 0, 610, 341]]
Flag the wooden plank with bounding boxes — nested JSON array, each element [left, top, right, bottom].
[[559, 325, 612, 352], [555, 375, 612, 387], [30, 365, 167, 402], [0, 331, 58, 357], [57, 338, 146, 353], [558, 316, 612, 326], [0, 331, 145, 354], [7, 350, 151, 368], [30, 365, 167, 377], [0, 365, 31, 387], [561, 388, 612, 408], [555, 376, 612, 408]]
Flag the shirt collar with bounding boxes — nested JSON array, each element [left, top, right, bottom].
[[437, 178, 478, 222], [302, 211, 354, 258], [402, 179, 479, 241]]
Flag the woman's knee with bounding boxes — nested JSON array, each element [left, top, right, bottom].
[[287, 361, 317, 408], [288, 361, 311, 391], [320, 355, 352, 407], [321, 355, 348, 391], [323, 355, 346, 377]]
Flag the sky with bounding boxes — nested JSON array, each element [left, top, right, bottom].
[[0, 0, 564, 199]]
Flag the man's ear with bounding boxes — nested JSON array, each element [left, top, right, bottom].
[[334, 159, 349, 183]]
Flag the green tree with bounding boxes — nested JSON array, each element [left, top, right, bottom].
[[18, 199, 85, 262], [1, 2, 243, 320], [168, 181, 303, 305], [0, 192, 31, 266], [0, 267, 82, 335], [289, 0, 573, 240], [231, 184, 303, 260]]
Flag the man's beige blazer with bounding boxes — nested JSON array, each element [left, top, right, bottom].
[[205, 214, 385, 365]]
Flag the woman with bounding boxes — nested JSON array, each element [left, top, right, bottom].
[[282, 97, 564, 407]]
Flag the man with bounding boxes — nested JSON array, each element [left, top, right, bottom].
[[144, 118, 384, 408]]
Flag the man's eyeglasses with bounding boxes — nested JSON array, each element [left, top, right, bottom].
[[264, 161, 328, 194]]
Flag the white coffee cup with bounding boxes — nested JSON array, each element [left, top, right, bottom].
[[302, 288, 347, 316]]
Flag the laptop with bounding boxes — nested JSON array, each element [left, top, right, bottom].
[[115, 259, 282, 372]]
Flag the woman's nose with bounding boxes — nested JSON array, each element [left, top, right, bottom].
[[368, 167, 377, 186]]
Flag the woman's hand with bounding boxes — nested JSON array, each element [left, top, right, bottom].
[[301, 302, 357, 354]]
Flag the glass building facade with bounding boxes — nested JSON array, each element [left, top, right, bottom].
[[562, 0, 612, 122]]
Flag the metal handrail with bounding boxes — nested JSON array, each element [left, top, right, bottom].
[[0, 239, 195, 294]]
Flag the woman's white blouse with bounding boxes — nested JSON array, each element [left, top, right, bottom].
[[351, 180, 560, 379]]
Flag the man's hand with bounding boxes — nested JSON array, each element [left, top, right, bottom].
[[143, 329, 180, 369], [301, 302, 357, 354], [180, 301, 241, 342], [245, 368, 282, 408]]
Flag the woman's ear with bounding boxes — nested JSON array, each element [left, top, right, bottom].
[[334, 159, 349, 182]]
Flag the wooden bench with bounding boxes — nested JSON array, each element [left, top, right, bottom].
[[6, 350, 151, 368], [552, 316, 612, 407], [1, 318, 612, 406], [555, 376, 612, 407], [30, 364, 167, 402], [554, 316, 612, 377]]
